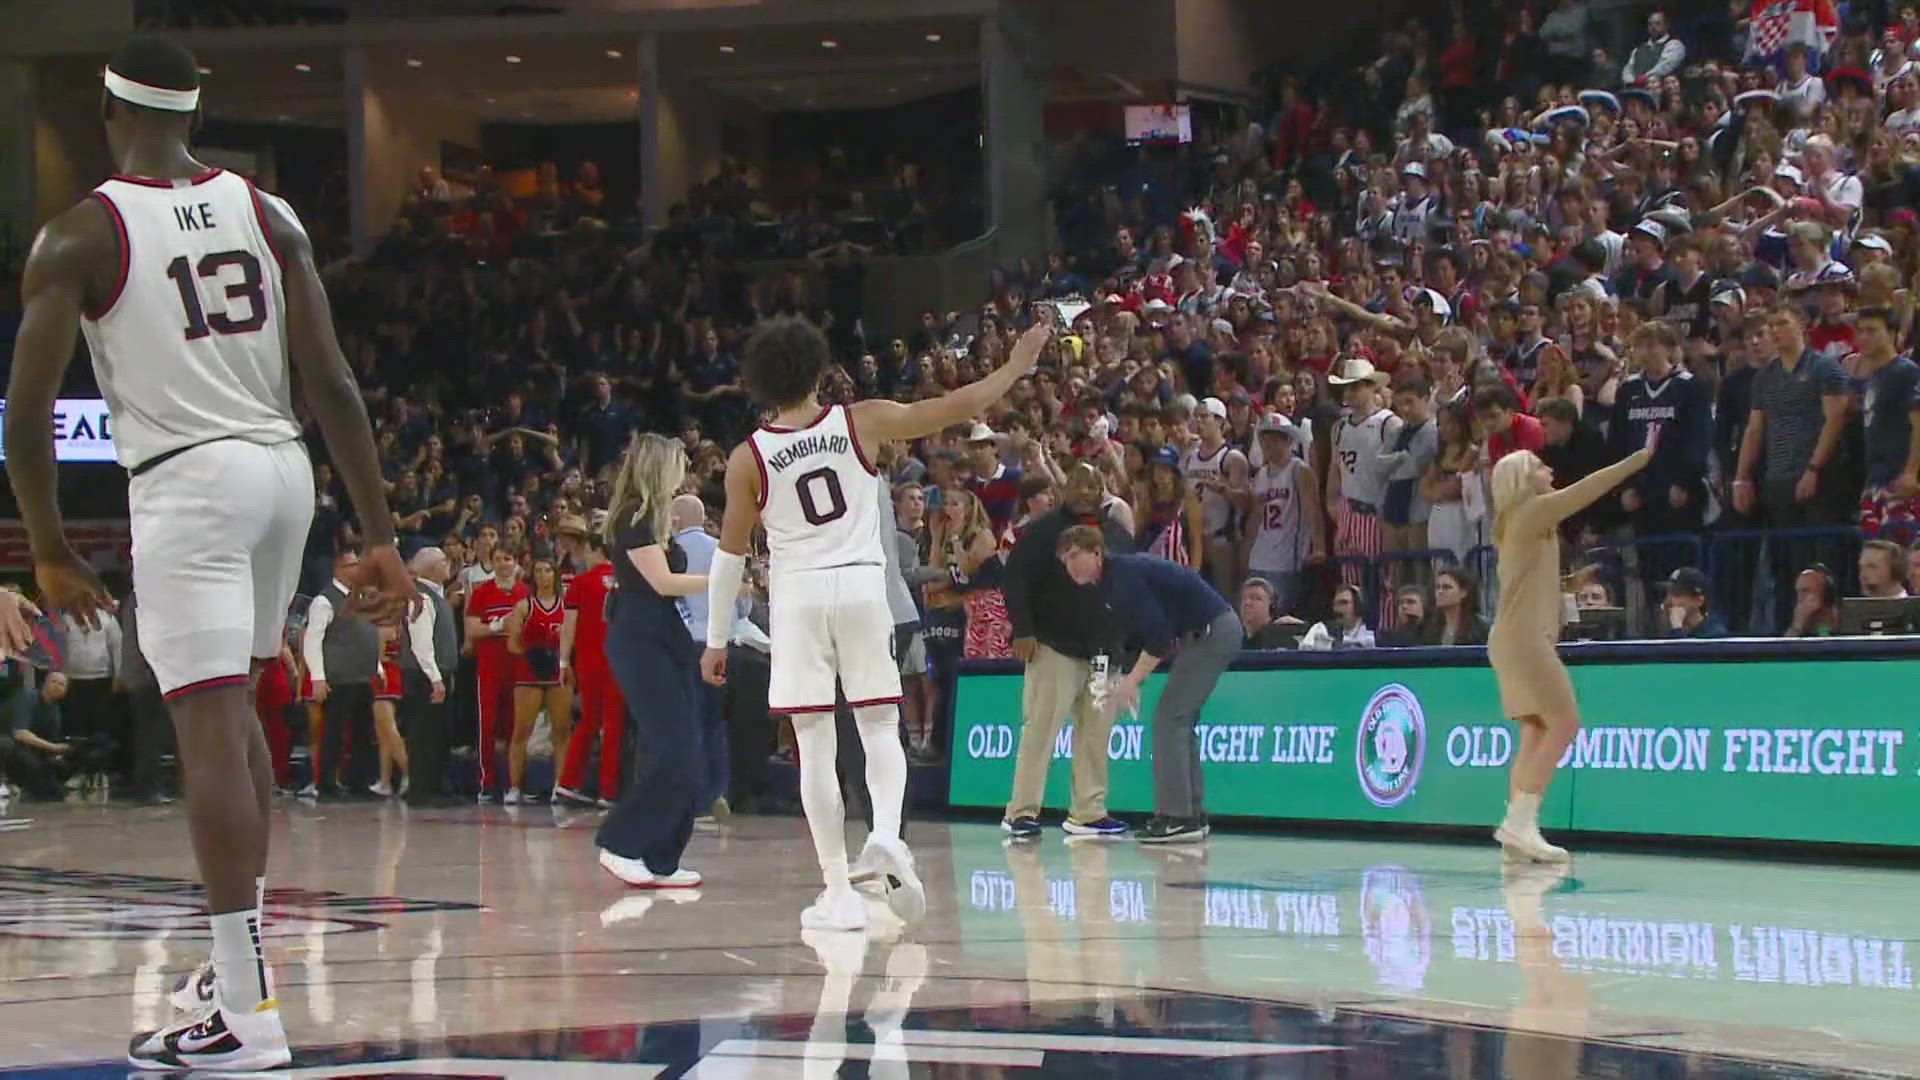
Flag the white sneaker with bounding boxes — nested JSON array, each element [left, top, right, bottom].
[[1494, 821, 1571, 863], [503, 788, 524, 806], [802, 887, 869, 932], [397, 776, 410, 798], [598, 849, 702, 889], [128, 996, 291, 1072], [369, 781, 394, 798], [864, 835, 926, 926], [296, 783, 318, 800]]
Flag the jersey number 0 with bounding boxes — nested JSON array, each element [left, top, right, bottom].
[[794, 466, 848, 526], [167, 250, 267, 340]]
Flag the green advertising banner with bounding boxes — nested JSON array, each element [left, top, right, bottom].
[[948, 656, 1920, 846]]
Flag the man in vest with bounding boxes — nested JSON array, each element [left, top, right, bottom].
[[301, 549, 382, 799], [402, 547, 459, 807]]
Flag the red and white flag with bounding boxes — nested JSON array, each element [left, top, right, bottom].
[[1747, 0, 1840, 64]]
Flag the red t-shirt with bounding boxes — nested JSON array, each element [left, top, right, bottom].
[[563, 563, 615, 668], [468, 577, 528, 662], [1487, 412, 1546, 464]]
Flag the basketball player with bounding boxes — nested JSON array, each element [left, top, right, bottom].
[[1245, 414, 1325, 617], [1487, 432, 1654, 864], [1183, 397, 1251, 596], [4, 38, 412, 1071], [701, 316, 1050, 931]]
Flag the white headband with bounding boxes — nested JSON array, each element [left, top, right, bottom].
[[104, 68, 200, 112]]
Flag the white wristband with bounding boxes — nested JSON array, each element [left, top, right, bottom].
[[705, 548, 748, 649]]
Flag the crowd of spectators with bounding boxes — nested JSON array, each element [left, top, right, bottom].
[[16, 1, 1920, 807], [948, 0, 1920, 659]]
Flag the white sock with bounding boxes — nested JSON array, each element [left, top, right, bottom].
[[853, 704, 907, 844], [793, 715, 851, 892], [210, 909, 268, 1011]]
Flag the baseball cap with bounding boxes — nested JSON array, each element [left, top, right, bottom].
[[1854, 233, 1894, 254], [1401, 161, 1427, 179], [1710, 283, 1746, 308], [1199, 396, 1228, 420], [1662, 567, 1711, 599], [1143, 298, 1173, 313], [1773, 162, 1805, 186], [1740, 263, 1782, 292], [966, 422, 998, 443], [1147, 446, 1182, 470], [1256, 413, 1303, 439], [556, 514, 590, 538]]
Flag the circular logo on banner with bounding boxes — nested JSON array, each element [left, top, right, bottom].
[[1356, 683, 1425, 808]]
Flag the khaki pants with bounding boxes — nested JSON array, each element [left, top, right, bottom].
[[1005, 643, 1113, 823]]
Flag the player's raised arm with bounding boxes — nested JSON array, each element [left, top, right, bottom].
[[850, 322, 1049, 445], [5, 201, 118, 624], [260, 196, 411, 621]]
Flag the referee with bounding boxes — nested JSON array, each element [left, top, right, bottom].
[[1057, 525, 1241, 845]]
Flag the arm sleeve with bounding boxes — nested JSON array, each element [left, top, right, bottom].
[[302, 594, 334, 682], [408, 600, 440, 684]]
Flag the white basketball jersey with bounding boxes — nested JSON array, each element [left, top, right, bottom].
[[1183, 442, 1239, 536], [1250, 457, 1309, 572], [1335, 407, 1395, 507], [79, 169, 301, 470], [748, 404, 887, 574]]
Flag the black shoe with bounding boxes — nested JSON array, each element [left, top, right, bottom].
[[1136, 815, 1210, 844], [999, 815, 1042, 839]]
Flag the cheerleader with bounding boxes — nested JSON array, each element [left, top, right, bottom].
[[1487, 434, 1653, 863], [369, 627, 409, 798], [505, 556, 572, 804]]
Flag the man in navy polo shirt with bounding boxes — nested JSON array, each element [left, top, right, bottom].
[[1057, 525, 1242, 845]]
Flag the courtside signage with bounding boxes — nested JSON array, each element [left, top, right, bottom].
[[948, 658, 1920, 845], [0, 397, 117, 463]]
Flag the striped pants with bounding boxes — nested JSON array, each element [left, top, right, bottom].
[[1335, 502, 1385, 589]]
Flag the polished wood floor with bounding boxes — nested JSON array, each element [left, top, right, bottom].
[[0, 801, 1913, 1077]]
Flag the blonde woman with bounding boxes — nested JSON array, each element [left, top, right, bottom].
[[1486, 435, 1653, 863], [594, 434, 709, 889], [933, 487, 1012, 658]]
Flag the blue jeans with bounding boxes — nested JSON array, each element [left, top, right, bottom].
[[594, 599, 698, 874]]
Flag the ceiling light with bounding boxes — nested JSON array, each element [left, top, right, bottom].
[[197, 65, 212, 75], [820, 39, 837, 49], [505, 54, 522, 64], [769, 84, 784, 92], [484, 96, 496, 104], [925, 33, 942, 43], [605, 47, 623, 59], [719, 44, 735, 54], [278, 114, 293, 122], [406, 57, 423, 68], [294, 62, 312, 72]]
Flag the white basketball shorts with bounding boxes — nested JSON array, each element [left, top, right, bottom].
[[129, 438, 314, 699], [767, 562, 903, 715]]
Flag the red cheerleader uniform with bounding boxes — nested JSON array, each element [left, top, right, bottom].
[[372, 637, 403, 702], [468, 575, 529, 793], [559, 562, 623, 799], [515, 593, 565, 687]]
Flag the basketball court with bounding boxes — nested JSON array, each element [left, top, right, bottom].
[[0, 805, 1913, 1078]]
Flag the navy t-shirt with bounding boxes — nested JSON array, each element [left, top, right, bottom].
[[1863, 356, 1920, 487], [612, 513, 695, 656]]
